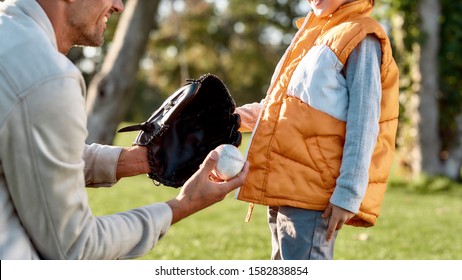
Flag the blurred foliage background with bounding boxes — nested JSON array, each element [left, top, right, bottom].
[[77, 0, 312, 121]]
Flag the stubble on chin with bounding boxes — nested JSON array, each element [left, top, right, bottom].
[[74, 30, 105, 48], [68, 18, 106, 48]]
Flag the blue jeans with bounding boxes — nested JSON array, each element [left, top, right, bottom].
[[268, 206, 338, 260]]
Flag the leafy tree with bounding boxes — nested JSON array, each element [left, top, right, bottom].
[[438, 0, 462, 179], [380, 0, 462, 180], [144, 0, 309, 110]]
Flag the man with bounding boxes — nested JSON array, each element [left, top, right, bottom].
[[0, 0, 248, 259]]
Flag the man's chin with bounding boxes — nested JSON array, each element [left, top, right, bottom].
[[74, 36, 105, 49]]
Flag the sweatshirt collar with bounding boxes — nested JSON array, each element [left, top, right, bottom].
[[4, 0, 58, 50]]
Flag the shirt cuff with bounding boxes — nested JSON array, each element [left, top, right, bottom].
[[330, 185, 363, 214], [119, 202, 173, 260], [84, 144, 123, 187], [153, 202, 173, 233], [141, 202, 173, 241]]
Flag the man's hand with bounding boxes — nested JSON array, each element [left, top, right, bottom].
[[322, 203, 355, 241], [167, 149, 249, 224]]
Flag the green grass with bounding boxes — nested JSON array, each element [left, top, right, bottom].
[[335, 185, 462, 259], [86, 127, 462, 260]]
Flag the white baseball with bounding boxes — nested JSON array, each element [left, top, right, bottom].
[[214, 144, 245, 180]]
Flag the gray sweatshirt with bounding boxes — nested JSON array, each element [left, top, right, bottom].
[[0, 0, 171, 259]]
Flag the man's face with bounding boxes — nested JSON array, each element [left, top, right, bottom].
[[67, 0, 123, 48]]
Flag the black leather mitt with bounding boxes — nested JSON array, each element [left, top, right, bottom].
[[118, 73, 242, 188]]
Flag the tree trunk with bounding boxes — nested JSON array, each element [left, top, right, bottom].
[[85, 0, 160, 144], [417, 0, 442, 176], [443, 114, 462, 180], [392, 14, 422, 178]]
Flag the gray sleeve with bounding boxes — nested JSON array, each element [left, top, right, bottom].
[[5, 77, 171, 259], [84, 144, 122, 187], [330, 35, 382, 213]]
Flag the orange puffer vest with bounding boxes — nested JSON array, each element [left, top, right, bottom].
[[237, 0, 399, 227]]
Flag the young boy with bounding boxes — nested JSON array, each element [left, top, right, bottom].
[[236, 0, 399, 259]]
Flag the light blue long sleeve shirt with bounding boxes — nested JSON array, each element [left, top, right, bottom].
[[330, 35, 382, 214]]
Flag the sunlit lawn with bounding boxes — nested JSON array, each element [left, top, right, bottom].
[[87, 126, 462, 260]]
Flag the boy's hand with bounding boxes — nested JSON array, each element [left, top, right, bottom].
[[322, 203, 355, 241]]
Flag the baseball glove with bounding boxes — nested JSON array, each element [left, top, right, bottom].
[[118, 73, 242, 188]]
